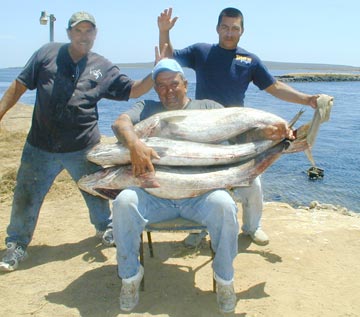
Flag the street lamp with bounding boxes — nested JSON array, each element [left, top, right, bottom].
[[39, 11, 56, 42]]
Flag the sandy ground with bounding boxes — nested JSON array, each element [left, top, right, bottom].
[[0, 104, 360, 317]]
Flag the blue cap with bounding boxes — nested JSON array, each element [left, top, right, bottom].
[[152, 59, 184, 80]]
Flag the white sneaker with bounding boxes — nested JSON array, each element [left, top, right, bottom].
[[216, 282, 236, 313], [249, 229, 269, 246], [96, 228, 115, 247], [183, 230, 208, 248], [120, 265, 144, 312], [0, 242, 28, 272]]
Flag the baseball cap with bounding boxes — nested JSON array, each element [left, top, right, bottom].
[[68, 11, 96, 29], [152, 59, 184, 80]]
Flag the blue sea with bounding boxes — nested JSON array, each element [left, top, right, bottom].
[[1, 66, 359, 213]]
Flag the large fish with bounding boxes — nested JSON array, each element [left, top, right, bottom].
[[87, 98, 332, 168], [78, 140, 290, 200], [134, 107, 288, 143], [79, 96, 333, 200], [134, 96, 333, 149], [87, 137, 275, 167]]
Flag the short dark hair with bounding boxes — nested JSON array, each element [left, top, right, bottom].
[[217, 7, 244, 29]]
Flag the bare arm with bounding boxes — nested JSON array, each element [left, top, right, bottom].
[[158, 8, 178, 57], [129, 73, 153, 99], [111, 113, 159, 176], [265, 80, 319, 109], [0, 80, 28, 122]]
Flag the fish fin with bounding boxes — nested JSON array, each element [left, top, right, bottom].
[[293, 122, 310, 140], [138, 173, 161, 188], [159, 116, 187, 139], [288, 108, 306, 128]]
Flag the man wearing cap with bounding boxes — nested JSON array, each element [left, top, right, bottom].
[[111, 58, 239, 313], [111, 58, 293, 313], [0, 11, 158, 272]]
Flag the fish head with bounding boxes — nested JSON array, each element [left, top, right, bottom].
[[134, 116, 162, 138]]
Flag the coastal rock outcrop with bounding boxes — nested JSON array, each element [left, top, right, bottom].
[[298, 200, 359, 216], [276, 73, 360, 82]]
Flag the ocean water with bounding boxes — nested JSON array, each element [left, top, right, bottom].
[[1, 67, 359, 213]]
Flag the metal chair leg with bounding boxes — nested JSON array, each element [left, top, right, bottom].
[[147, 231, 154, 257], [209, 240, 216, 293], [139, 233, 145, 291]]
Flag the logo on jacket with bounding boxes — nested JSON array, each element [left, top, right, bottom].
[[235, 55, 252, 64], [90, 68, 103, 80]]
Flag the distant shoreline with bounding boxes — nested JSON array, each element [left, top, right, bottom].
[[2, 62, 360, 85], [116, 61, 360, 82], [115, 61, 360, 72], [2, 60, 359, 72], [276, 73, 360, 82]]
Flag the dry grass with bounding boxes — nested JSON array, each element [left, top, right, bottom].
[[0, 168, 17, 203], [0, 128, 79, 203], [0, 128, 27, 152]]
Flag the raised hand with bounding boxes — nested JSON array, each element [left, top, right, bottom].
[[154, 43, 169, 65], [157, 8, 178, 32]]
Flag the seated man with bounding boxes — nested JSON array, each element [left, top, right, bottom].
[[111, 59, 293, 313]]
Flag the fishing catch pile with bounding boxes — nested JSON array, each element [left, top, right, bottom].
[[78, 95, 333, 200]]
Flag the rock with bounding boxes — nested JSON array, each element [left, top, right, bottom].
[[275, 73, 360, 82]]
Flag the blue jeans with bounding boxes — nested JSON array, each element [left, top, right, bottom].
[[233, 176, 263, 234], [5, 142, 111, 248], [112, 187, 239, 282]]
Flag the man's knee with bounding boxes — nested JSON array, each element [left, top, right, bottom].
[[206, 190, 238, 219], [112, 189, 138, 215]]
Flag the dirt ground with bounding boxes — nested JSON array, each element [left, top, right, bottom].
[[0, 104, 359, 317]]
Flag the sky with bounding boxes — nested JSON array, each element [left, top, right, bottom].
[[1, 0, 359, 68]]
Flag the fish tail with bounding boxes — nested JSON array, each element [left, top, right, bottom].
[[304, 148, 316, 166], [289, 108, 306, 128]]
